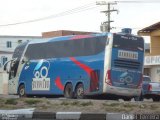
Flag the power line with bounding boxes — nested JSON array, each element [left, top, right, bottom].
[[0, 2, 98, 27], [115, 0, 160, 3]]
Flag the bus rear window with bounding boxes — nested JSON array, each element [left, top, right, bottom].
[[113, 34, 144, 51]]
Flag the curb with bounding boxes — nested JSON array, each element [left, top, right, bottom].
[[33, 112, 107, 120], [1, 109, 159, 120]]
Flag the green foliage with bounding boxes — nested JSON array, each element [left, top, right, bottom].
[[80, 101, 93, 106], [5, 99, 17, 105], [25, 99, 41, 105]]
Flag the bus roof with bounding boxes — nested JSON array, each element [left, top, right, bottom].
[[28, 33, 109, 45]]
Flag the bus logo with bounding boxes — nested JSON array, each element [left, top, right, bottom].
[[118, 50, 138, 60], [32, 60, 50, 91], [119, 72, 133, 84]]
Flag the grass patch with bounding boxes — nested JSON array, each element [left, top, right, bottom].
[[5, 99, 17, 105], [46, 101, 51, 105], [61, 101, 69, 106], [103, 102, 120, 107], [149, 104, 159, 110], [122, 103, 137, 108], [105, 107, 128, 112], [25, 99, 41, 105], [71, 101, 80, 106], [0, 99, 5, 104], [80, 101, 93, 106]]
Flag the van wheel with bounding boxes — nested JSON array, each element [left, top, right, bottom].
[[75, 83, 84, 99], [153, 97, 160, 102], [18, 84, 26, 97], [138, 92, 144, 101], [64, 83, 73, 98]]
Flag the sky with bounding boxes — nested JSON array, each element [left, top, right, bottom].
[[0, 0, 160, 42]]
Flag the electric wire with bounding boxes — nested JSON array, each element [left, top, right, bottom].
[[0, 2, 98, 27]]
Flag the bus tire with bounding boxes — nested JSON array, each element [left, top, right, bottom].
[[64, 83, 73, 98], [75, 83, 84, 99], [18, 84, 26, 97]]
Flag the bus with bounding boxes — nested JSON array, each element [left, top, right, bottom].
[[4, 31, 144, 100]]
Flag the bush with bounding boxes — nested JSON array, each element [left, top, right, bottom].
[[80, 101, 93, 106], [5, 99, 17, 105], [25, 99, 41, 105]]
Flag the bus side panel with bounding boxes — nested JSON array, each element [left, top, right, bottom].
[[18, 52, 105, 96]]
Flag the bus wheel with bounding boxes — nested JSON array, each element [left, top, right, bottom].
[[75, 83, 84, 99], [18, 84, 26, 97], [64, 83, 73, 98]]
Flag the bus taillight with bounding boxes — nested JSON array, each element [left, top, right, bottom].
[[148, 84, 152, 91], [105, 70, 112, 86]]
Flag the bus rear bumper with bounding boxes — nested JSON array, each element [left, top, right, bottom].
[[105, 85, 141, 97]]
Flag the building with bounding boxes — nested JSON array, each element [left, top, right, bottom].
[[138, 22, 160, 82], [42, 30, 97, 38]]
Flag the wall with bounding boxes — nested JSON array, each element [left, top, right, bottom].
[[150, 36, 160, 55], [0, 72, 8, 94], [0, 36, 42, 52], [0, 54, 12, 72], [150, 66, 160, 82]]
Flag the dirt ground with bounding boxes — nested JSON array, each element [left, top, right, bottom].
[[0, 97, 160, 113]]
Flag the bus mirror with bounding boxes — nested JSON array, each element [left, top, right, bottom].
[[21, 59, 25, 64], [22, 57, 29, 64], [3, 63, 7, 71], [26, 60, 30, 65], [3, 61, 11, 73], [21, 57, 30, 65]]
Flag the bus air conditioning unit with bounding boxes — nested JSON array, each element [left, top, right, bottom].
[[121, 28, 132, 34]]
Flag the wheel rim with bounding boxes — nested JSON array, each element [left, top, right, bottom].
[[20, 87, 25, 96], [77, 86, 84, 98]]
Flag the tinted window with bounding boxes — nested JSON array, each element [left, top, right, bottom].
[[13, 41, 29, 60], [143, 76, 151, 82], [25, 36, 107, 60], [113, 34, 144, 51]]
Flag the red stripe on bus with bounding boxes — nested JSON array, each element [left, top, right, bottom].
[[70, 57, 99, 93], [55, 76, 64, 91], [71, 35, 92, 40], [69, 57, 93, 76]]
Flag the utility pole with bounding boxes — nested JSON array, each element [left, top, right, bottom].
[[96, 1, 118, 32]]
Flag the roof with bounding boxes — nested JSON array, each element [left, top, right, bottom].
[[138, 22, 160, 34], [0, 35, 42, 38], [29, 33, 108, 44], [42, 30, 98, 38]]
